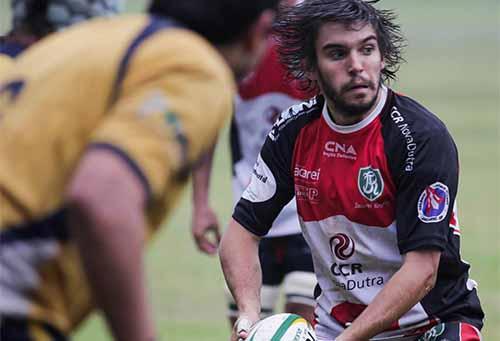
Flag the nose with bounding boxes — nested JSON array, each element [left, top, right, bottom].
[[347, 52, 363, 75]]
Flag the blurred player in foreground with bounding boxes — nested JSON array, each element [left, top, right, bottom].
[[0, 0, 121, 75], [191, 0, 317, 327], [219, 0, 484, 340], [0, 0, 278, 340]]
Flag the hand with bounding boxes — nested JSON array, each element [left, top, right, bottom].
[[231, 315, 257, 341], [191, 205, 220, 255]]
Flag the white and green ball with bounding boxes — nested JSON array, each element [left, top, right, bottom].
[[247, 313, 317, 341]]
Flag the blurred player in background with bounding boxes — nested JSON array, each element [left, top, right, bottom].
[[0, 0, 121, 78], [220, 0, 484, 340], [225, 36, 317, 325], [0, 0, 278, 340], [191, 0, 317, 327], [0, 0, 121, 58]]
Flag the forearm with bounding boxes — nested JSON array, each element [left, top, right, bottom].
[[69, 202, 154, 341], [337, 251, 439, 340], [219, 219, 262, 320], [192, 145, 215, 208]]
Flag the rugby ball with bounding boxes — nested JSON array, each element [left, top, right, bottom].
[[247, 313, 316, 341]]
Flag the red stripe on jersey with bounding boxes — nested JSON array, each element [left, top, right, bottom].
[[460, 323, 481, 341], [330, 302, 366, 327], [293, 115, 396, 227], [330, 302, 399, 330], [238, 40, 315, 100], [450, 210, 458, 228]]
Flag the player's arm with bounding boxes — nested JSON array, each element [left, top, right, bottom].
[[66, 148, 155, 341], [219, 218, 262, 340], [191, 143, 221, 255], [336, 249, 440, 340]]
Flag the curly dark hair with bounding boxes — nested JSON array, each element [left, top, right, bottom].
[[273, 0, 406, 90]]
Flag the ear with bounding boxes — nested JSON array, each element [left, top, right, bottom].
[[242, 9, 275, 53]]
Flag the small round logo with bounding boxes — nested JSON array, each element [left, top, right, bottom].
[[417, 182, 450, 223], [330, 233, 355, 260]]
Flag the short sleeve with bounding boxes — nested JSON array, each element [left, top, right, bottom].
[[233, 136, 296, 236], [89, 50, 234, 201], [395, 130, 459, 254]]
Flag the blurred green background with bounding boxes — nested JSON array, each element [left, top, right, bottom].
[[1, 0, 499, 340]]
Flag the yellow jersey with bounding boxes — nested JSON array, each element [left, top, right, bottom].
[[0, 14, 234, 333], [0, 54, 14, 79]]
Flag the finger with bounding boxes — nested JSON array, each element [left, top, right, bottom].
[[235, 317, 252, 334], [210, 224, 222, 242], [198, 240, 218, 255]]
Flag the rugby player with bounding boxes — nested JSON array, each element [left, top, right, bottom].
[[191, 0, 317, 327], [219, 1, 484, 340], [0, 0, 121, 57], [0, 0, 278, 340], [0, 0, 121, 77]]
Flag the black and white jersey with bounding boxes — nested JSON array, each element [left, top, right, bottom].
[[233, 86, 484, 339]]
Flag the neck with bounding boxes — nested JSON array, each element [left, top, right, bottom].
[[216, 41, 247, 82], [326, 87, 383, 126]]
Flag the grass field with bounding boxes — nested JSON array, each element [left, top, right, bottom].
[[2, 1, 499, 340]]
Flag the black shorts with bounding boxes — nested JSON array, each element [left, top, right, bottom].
[[259, 233, 314, 286], [0, 317, 67, 341]]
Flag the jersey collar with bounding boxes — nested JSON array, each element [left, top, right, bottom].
[[322, 85, 388, 134]]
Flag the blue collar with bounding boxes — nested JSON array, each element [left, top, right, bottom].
[[0, 41, 27, 58]]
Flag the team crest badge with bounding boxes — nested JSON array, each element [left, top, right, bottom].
[[417, 182, 450, 223], [358, 166, 384, 201]]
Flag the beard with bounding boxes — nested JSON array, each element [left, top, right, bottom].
[[318, 71, 380, 119]]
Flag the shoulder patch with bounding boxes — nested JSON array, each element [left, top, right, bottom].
[[268, 97, 318, 141], [417, 182, 450, 223]]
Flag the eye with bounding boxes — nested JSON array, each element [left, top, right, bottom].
[[361, 45, 375, 55], [328, 49, 346, 60]]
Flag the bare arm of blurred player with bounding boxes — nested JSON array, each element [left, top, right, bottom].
[[191, 144, 221, 255], [66, 148, 155, 341], [336, 250, 441, 341], [219, 218, 262, 341]]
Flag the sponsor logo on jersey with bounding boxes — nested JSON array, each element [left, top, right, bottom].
[[137, 90, 169, 118], [242, 154, 277, 203], [358, 166, 384, 201], [390, 106, 417, 172], [417, 182, 450, 223], [295, 184, 319, 203], [330, 233, 355, 260], [294, 166, 321, 181], [323, 141, 357, 160], [329, 233, 385, 291]]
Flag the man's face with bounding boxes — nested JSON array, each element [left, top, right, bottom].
[[311, 21, 385, 117]]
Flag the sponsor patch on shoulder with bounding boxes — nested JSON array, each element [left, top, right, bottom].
[[417, 182, 450, 223], [242, 154, 277, 203]]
